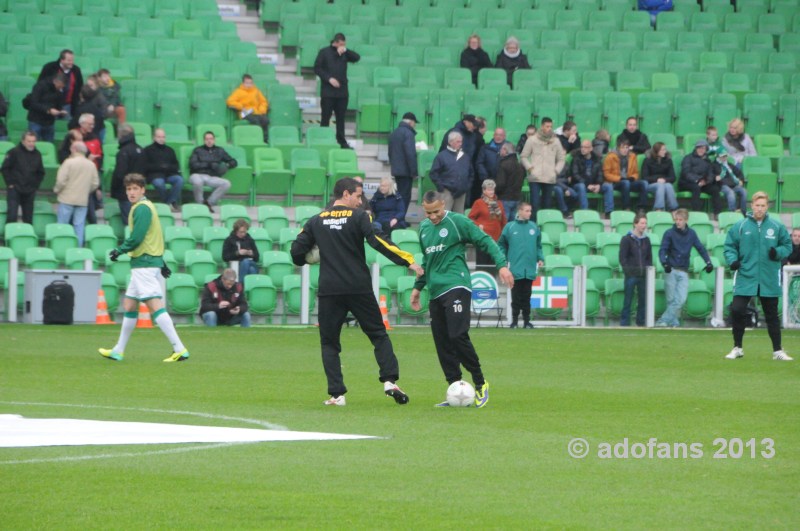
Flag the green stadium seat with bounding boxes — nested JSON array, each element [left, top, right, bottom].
[[164, 225, 196, 265], [327, 149, 365, 183], [84, 224, 118, 264], [244, 274, 277, 317], [396, 275, 428, 323], [252, 148, 291, 204], [24, 246, 58, 269], [743, 94, 778, 136], [573, 209, 606, 248], [44, 223, 78, 263], [568, 91, 602, 133], [282, 274, 315, 317], [268, 126, 303, 169], [262, 250, 294, 289], [184, 249, 218, 287], [290, 148, 327, 203], [742, 156, 779, 201], [674, 93, 707, 137], [754, 134, 784, 158], [582, 255, 614, 295], [559, 232, 591, 265], [656, 11, 686, 31], [257, 205, 289, 242], [201, 226, 229, 265], [103, 251, 130, 288], [180, 204, 213, 242], [537, 209, 568, 243], [278, 226, 301, 254], [616, 70, 648, 106], [778, 156, 800, 204], [676, 31, 708, 53], [684, 278, 712, 320], [708, 93, 739, 130], [544, 254, 574, 280], [597, 231, 623, 271], [64, 247, 95, 271], [166, 273, 199, 318], [588, 10, 621, 31], [638, 92, 673, 134], [603, 91, 635, 133]]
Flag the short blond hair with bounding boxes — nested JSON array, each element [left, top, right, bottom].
[[751, 191, 769, 203], [728, 118, 745, 135]]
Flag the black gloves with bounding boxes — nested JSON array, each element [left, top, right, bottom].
[[768, 247, 778, 261], [663, 264, 672, 273], [730, 261, 741, 271], [161, 265, 172, 279], [704, 263, 714, 274], [109, 249, 121, 262]]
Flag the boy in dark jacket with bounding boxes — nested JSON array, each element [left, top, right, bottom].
[[619, 213, 652, 326], [680, 139, 723, 216], [200, 269, 251, 327]]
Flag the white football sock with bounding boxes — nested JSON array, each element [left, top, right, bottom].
[[114, 315, 137, 353], [154, 311, 186, 353]]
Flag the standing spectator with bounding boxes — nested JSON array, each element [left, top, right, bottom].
[[314, 33, 360, 149], [110, 124, 144, 222], [97, 68, 125, 125], [439, 114, 480, 162], [72, 113, 103, 223], [0, 90, 7, 140], [188, 131, 237, 212], [656, 209, 713, 328], [460, 34, 493, 87], [387, 112, 418, 217], [679, 139, 723, 217], [785, 227, 800, 265], [200, 269, 251, 328], [142, 128, 184, 212], [556, 120, 580, 154], [222, 219, 260, 280], [369, 176, 408, 235], [38, 49, 83, 117], [53, 141, 99, 246], [494, 36, 531, 87], [724, 192, 793, 361], [520, 117, 566, 217], [1, 131, 45, 224], [429, 131, 472, 213], [619, 213, 652, 326], [226, 74, 269, 143], [69, 79, 107, 144], [593, 129, 611, 156], [603, 138, 649, 213], [494, 141, 525, 222], [26, 74, 67, 142], [469, 179, 507, 267], [57, 129, 82, 163], [476, 128, 506, 185], [715, 150, 748, 213], [722, 118, 757, 168], [641, 141, 679, 212], [498, 202, 543, 329], [570, 139, 608, 216], [516, 124, 536, 154], [618, 117, 651, 155], [638, 0, 673, 27], [705, 126, 723, 159]]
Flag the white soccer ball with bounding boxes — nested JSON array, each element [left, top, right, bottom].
[[305, 245, 320, 264], [446, 380, 476, 407]]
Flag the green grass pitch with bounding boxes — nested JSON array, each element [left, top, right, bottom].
[[1, 324, 798, 529]]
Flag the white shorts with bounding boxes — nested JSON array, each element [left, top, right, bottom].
[[125, 268, 164, 301]]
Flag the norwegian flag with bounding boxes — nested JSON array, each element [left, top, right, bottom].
[[530, 276, 569, 309]]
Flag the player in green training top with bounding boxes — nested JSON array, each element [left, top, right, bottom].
[[411, 191, 515, 407], [99, 173, 189, 363]]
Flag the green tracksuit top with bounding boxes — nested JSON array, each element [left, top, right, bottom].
[[414, 211, 507, 299], [724, 212, 791, 297], [498, 218, 543, 280]]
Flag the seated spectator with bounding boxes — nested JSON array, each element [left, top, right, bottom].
[[142, 128, 184, 212], [494, 141, 526, 222], [602, 138, 649, 213], [222, 219, 260, 280], [26, 74, 67, 142], [679, 139, 723, 217], [556, 120, 580, 153], [495, 36, 531, 87], [516, 124, 536, 154], [188, 131, 237, 212], [460, 34, 493, 87], [0, 90, 7, 140], [369, 176, 408, 235], [570, 139, 610, 216], [722, 118, 757, 168], [469, 179, 507, 267], [705, 126, 723, 159], [641, 141, 679, 212], [69, 81, 107, 144], [715, 150, 748, 213], [618, 117, 651, 155], [555, 140, 596, 217], [593, 129, 611, 156], [639, 0, 673, 27], [200, 268, 251, 328], [110, 124, 143, 222], [54, 141, 99, 246], [97, 68, 125, 125], [226, 74, 269, 143], [786, 227, 800, 265]]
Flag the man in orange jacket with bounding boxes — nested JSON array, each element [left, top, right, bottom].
[[226, 74, 269, 142], [602, 138, 649, 214]]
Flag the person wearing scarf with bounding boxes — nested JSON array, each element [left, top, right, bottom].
[[520, 117, 566, 218], [617, 117, 651, 155], [469, 179, 507, 269], [494, 36, 531, 87], [721, 118, 757, 168], [460, 34, 493, 87], [714, 149, 748, 213]]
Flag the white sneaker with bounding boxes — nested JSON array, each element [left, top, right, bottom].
[[323, 395, 346, 406], [773, 350, 794, 361], [725, 347, 744, 360]]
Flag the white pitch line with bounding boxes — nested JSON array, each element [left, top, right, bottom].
[[0, 442, 250, 465]]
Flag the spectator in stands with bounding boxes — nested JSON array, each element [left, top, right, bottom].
[[38, 50, 83, 117], [1, 131, 44, 224], [460, 34, 493, 87], [0, 90, 7, 140], [494, 141, 526, 222], [680, 139, 723, 218], [200, 268, 251, 328], [715, 149, 748, 213], [495, 36, 531, 87], [593, 129, 611, 156], [73, 113, 103, 223], [110, 124, 143, 222], [26, 74, 67, 142], [516, 124, 536, 154], [188, 131, 237, 213], [97, 68, 125, 125], [641, 141, 679, 212], [722, 118, 757, 168], [439, 114, 480, 162], [603, 138, 649, 213], [498, 201, 543, 329], [521, 117, 566, 217], [222, 219, 260, 281], [388, 112, 418, 218], [369, 176, 408, 235], [69, 82, 107, 144], [619, 213, 652, 327], [314, 33, 360, 149], [638, 0, 673, 27], [786, 228, 800, 265], [705, 126, 723, 159], [429, 130, 472, 213], [226, 74, 269, 143], [476, 128, 506, 185], [54, 141, 98, 246], [554, 141, 593, 218], [468, 179, 507, 268], [618, 117, 651, 155], [556, 120, 580, 154], [656, 208, 713, 328], [143, 128, 184, 213]]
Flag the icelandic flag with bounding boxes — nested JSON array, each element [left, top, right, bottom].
[[530, 276, 569, 309]]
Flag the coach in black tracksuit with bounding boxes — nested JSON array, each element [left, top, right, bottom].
[[291, 178, 422, 404], [314, 33, 360, 149]]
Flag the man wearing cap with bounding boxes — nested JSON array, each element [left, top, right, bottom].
[[388, 112, 418, 218], [314, 33, 360, 149], [714, 149, 748, 213], [679, 139, 723, 217]]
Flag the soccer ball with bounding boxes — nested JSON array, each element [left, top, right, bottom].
[[446, 380, 476, 407], [305, 245, 320, 264]]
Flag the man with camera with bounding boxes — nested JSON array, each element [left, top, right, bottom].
[[188, 131, 237, 213]]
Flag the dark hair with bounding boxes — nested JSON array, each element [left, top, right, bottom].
[[518, 201, 531, 209], [633, 212, 647, 225], [562, 120, 576, 131], [541, 117, 553, 126], [59, 49, 74, 60], [22, 130, 37, 141], [332, 177, 362, 199], [332, 33, 346, 44], [232, 218, 250, 232], [650, 142, 668, 160], [242, 74, 253, 82], [422, 190, 444, 204], [626, 116, 638, 124], [616, 136, 631, 148], [97, 68, 110, 76], [203, 131, 215, 139], [123, 173, 147, 188]]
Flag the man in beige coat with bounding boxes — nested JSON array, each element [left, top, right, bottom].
[[520, 117, 565, 219], [54, 141, 99, 246]]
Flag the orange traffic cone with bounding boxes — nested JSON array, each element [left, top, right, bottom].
[[136, 303, 153, 328], [379, 294, 392, 330], [95, 289, 114, 324]]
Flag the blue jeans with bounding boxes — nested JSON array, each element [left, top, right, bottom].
[[202, 310, 251, 327], [238, 258, 259, 281], [599, 183, 616, 213], [658, 269, 689, 327], [611, 179, 649, 211], [647, 182, 679, 211], [530, 182, 554, 216], [57, 203, 88, 246], [721, 184, 747, 212], [28, 121, 55, 142], [502, 200, 518, 222], [152, 174, 184, 205], [621, 275, 646, 326], [553, 183, 588, 214]]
